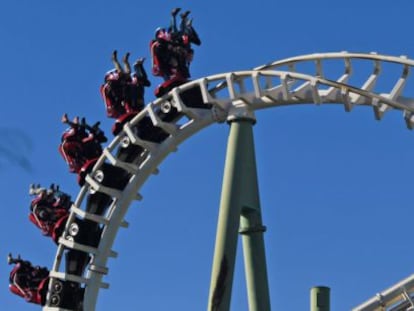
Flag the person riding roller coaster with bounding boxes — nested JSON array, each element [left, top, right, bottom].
[[58, 113, 107, 186], [8, 254, 85, 309], [28, 184, 72, 244], [150, 8, 201, 97], [8, 254, 49, 306], [101, 50, 153, 135], [169, 8, 201, 78], [101, 50, 151, 119]]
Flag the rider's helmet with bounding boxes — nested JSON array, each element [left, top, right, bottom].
[[155, 27, 170, 41], [61, 126, 87, 143], [155, 27, 164, 37], [104, 69, 120, 82], [61, 126, 78, 142], [61, 119, 88, 143]]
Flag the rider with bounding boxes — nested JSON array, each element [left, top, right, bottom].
[[174, 9, 201, 79], [150, 8, 201, 97], [8, 254, 49, 305], [150, 27, 176, 81], [28, 184, 72, 243], [102, 50, 132, 118], [29, 183, 72, 210], [124, 57, 151, 114], [101, 50, 151, 118], [150, 26, 191, 97], [59, 113, 107, 175]]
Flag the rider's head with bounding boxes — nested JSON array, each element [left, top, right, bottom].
[[155, 27, 170, 41], [61, 127, 78, 142], [155, 27, 164, 37], [104, 69, 119, 82]]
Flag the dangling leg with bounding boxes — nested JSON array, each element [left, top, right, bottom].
[[111, 50, 123, 73], [179, 10, 191, 34], [170, 7, 181, 34], [186, 19, 201, 46], [134, 58, 151, 86], [122, 52, 131, 75]]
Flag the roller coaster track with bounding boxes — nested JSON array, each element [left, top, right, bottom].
[[42, 52, 414, 311]]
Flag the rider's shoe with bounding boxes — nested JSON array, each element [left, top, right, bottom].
[[171, 8, 181, 16], [134, 57, 145, 66], [111, 50, 118, 61], [180, 10, 191, 19]]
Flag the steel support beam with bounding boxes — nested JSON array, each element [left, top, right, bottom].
[[311, 286, 330, 311], [207, 118, 270, 311], [239, 129, 270, 311]]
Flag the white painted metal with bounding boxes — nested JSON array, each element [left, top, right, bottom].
[[353, 273, 414, 310], [42, 52, 414, 311]]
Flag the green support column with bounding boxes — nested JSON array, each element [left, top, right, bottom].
[[310, 286, 330, 311], [239, 126, 271, 311], [207, 118, 270, 311]]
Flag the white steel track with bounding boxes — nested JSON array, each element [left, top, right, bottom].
[[42, 52, 414, 311]]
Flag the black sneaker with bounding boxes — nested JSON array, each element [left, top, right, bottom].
[[171, 7, 181, 16], [180, 10, 191, 19]]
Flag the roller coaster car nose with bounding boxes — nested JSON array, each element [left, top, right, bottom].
[[154, 77, 188, 98], [95, 132, 108, 144], [112, 112, 138, 136], [77, 159, 98, 186]]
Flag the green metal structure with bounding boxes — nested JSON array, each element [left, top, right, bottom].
[[208, 115, 270, 311], [310, 286, 330, 311]]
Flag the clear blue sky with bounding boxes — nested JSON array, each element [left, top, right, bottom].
[[2, 1, 414, 310]]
